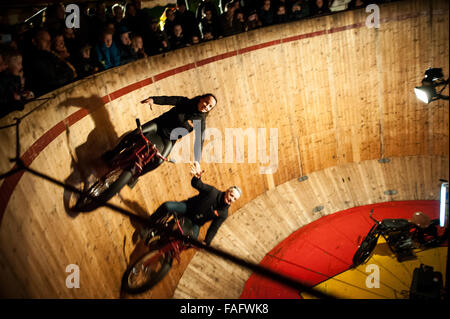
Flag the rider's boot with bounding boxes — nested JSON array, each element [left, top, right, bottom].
[[127, 177, 139, 189], [140, 227, 157, 245]]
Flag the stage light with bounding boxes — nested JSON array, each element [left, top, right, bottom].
[[414, 87, 434, 103], [440, 181, 448, 227], [414, 68, 449, 103]]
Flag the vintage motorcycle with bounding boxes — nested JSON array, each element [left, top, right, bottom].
[[121, 212, 198, 294], [352, 209, 447, 267], [72, 119, 174, 212]]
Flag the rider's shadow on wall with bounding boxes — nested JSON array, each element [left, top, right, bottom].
[[60, 95, 119, 217]]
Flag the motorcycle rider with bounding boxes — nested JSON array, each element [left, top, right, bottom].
[[102, 93, 217, 173], [142, 161, 242, 246]]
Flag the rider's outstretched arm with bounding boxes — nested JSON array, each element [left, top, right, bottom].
[[191, 175, 214, 193], [150, 96, 189, 106], [204, 217, 226, 245]]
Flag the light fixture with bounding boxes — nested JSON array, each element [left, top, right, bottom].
[[414, 68, 449, 103], [440, 180, 448, 227]]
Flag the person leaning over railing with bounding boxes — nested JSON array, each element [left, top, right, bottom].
[[22, 29, 75, 97], [93, 28, 121, 70], [0, 45, 34, 118]]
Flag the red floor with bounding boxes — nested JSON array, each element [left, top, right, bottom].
[[240, 200, 443, 299]]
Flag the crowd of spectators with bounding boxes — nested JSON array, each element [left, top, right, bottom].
[[1, 0, 394, 118]]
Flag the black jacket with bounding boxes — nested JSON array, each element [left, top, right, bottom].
[[184, 176, 229, 245], [24, 48, 75, 97], [0, 72, 24, 118], [150, 95, 208, 161]]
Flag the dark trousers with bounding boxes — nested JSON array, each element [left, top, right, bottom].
[[152, 201, 200, 239], [108, 120, 174, 173]]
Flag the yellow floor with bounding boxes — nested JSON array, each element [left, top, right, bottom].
[[302, 238, 447, 299]]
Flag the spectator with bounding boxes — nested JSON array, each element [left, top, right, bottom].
[[52, 33, 71, 61], [78, 2, 95, 45], [329, 0, 352, 12], [241, 0, 261, 15], [94, 29, 121, 70], [219, 0, 234, 13], [246, 10, 262, 31], [348, 0, 367, 9], [233, 9, 247, 33], [259, 0, 275, 26], [111, 3, 127, 31], [196, 0, 220, 21], [200, 8, 222, 39], [143, 17, 170, 56], [169, 24, 188, 50], [44, 3, 66, 36], [10, 23, 29, 54], [52, 32, 79, 79], [92, 1, 108, 42], [0, 47, 34, 117], [23, 29, 75, 96], [188, 34, 201, 46], [311, 0, 331, 15], [289, 0, 311, 20], [275, 5, 288, 23], [117, 26, 138, 65], [0, 46, 7, 72], [164, 7, 177, 39], [174, 0, 200, 39], [105, 22, 116, 39], [274, 0, 294, 14], [131, 0, 148, 32], [62, 27, 78, 57], [219, 2, 239, 36], [130, 34, 147, 59], [123, 3, 141, 34], [202, 31, 215, 41], [72, 43, 101, 79]]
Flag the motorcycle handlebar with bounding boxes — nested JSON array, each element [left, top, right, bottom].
[[136, 119, 142, 131], [369, 209, 381, 224]]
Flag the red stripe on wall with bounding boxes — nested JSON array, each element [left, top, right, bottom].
[[196, 51, 238, 67], [328, 23, 365, 34], [108, 78, 154, 101], [281, 30, 327, 43], [0, 169, 24, 223], [153, 63, 196, 82], [237, 40, 281, 55]]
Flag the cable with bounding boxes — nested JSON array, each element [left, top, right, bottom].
[[17, 161, 337, 300]]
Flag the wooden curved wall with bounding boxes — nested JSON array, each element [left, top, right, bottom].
[[0, 0, 448, 298]]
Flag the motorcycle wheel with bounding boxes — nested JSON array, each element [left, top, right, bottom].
[[121, 249, 173, 294], [72, 168, 133, 212], [352, 225, 380, 267]]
